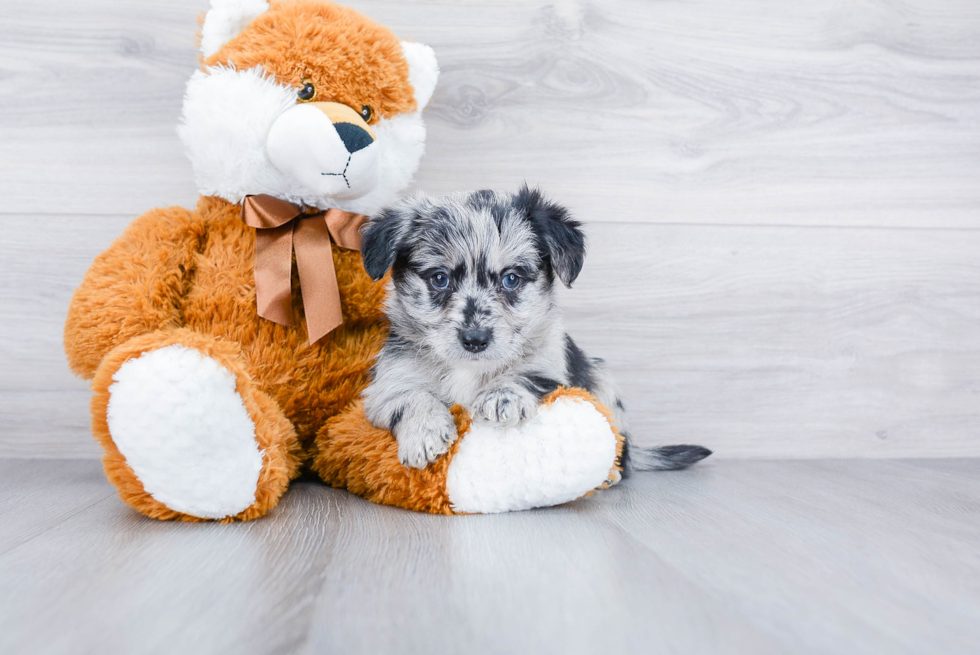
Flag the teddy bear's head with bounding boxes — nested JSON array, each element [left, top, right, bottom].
[[177, 0, 439, 215]]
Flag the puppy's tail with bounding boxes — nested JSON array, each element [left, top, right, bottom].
[[622, 441, 712, 475]]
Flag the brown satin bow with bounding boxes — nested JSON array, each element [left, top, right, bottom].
[[241, 194, 367, 344]]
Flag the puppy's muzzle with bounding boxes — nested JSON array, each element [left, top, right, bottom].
[[459, 328, 492, 353]]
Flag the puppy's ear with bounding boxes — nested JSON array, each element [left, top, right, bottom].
[[360, 200, 418, 281], [513, 184, 586, 287]]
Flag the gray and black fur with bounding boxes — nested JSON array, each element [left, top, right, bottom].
[[360, 185, 711, 473]]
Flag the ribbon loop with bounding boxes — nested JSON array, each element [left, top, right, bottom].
[[241, 194, 367, 344], [324, 208, 365, 251]]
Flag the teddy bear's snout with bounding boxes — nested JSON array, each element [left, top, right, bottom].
[[266, 101, 382, 201], [306, 101, 376, 153]]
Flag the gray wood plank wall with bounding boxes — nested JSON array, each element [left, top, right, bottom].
[[1, 0, 978, 458]]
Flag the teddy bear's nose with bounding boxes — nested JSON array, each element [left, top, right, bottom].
[[307, 101, 376, 154], [334, 122, 374, 153]]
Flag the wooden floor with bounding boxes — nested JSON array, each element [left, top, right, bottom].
[[1, 458, 977, 654]]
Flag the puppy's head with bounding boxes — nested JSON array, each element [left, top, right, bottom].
[[361, 186, 585, 365]]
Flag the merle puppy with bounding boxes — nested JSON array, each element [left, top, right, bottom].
[[359, 185, 711, 473]]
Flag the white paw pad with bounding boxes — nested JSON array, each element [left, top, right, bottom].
[[107, 345, 264, 519], [446, 397, 618, 514]]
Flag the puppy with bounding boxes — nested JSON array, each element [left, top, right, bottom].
[[359, 185, 711, 473]]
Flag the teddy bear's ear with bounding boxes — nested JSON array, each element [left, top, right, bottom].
[[401, 41, 440, 111], [200, 0, 270, 58]]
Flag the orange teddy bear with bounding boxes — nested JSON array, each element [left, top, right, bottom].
[[64, 0, 625, 521]]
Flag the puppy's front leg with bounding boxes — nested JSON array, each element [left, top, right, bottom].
[[364, 383, 456, 469], [472, 383, 538, 428], [391, 394, 458, 468], [363, 348, 459, 469]]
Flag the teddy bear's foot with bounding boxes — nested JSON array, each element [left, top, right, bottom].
[[445, 390, 622, 513], [314, 388, 623, 515], [107, 345, 262, 519], [91, 329, 301, 522]]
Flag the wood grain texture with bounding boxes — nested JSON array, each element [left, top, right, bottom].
[[4, 215, 978, 458], [0, 0, 978, 225], [0, 458, 977, 654], [2, 0, 980, 458], [566, 222, 980, 458], [0, 459, 113, 556]]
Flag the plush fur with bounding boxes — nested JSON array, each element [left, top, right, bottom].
[[204, 0, 421, 120], [360, 187, 712, 473], [89, 328, 302, 523], [107, 344, 266, 519], [179, 0, 437, 213], [65, 1, 434, 521], [446, 391, 623, 514], [311, 387, 625, 514], [200, 0, 270, 57], [69, 195, 393, 521]]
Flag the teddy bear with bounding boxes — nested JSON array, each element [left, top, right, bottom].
[[64, 0, 625, 521]]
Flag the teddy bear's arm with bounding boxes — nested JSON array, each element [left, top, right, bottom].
[[64, 206, 205, 379]]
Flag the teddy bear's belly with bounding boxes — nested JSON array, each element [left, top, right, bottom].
[[179, 224, 389, 450]]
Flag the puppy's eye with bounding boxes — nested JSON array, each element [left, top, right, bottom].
[[502, 272, 522, 290], [297, 81, 316, 102], [360, 105, 373, 122], [430, 272, 450, 290]]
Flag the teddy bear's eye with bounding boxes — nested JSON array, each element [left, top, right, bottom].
[[360, 105, 372, 122], [297, 82, 316, 102]]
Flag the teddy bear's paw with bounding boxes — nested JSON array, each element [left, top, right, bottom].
[[471, 384, 538, 427], [394, 400, 458, 469], [446, 396, 620, 514], [106, 345, 265, 519]]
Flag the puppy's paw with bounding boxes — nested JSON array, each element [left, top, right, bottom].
[[393, 401, 458, 469], [472, 385, 537, 427]]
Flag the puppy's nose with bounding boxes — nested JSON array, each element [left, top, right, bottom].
[[334, 122, 374, 153], [459, 328, 492, 353]]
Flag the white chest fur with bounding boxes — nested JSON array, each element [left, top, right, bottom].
[[436, 360, 502, 407]]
